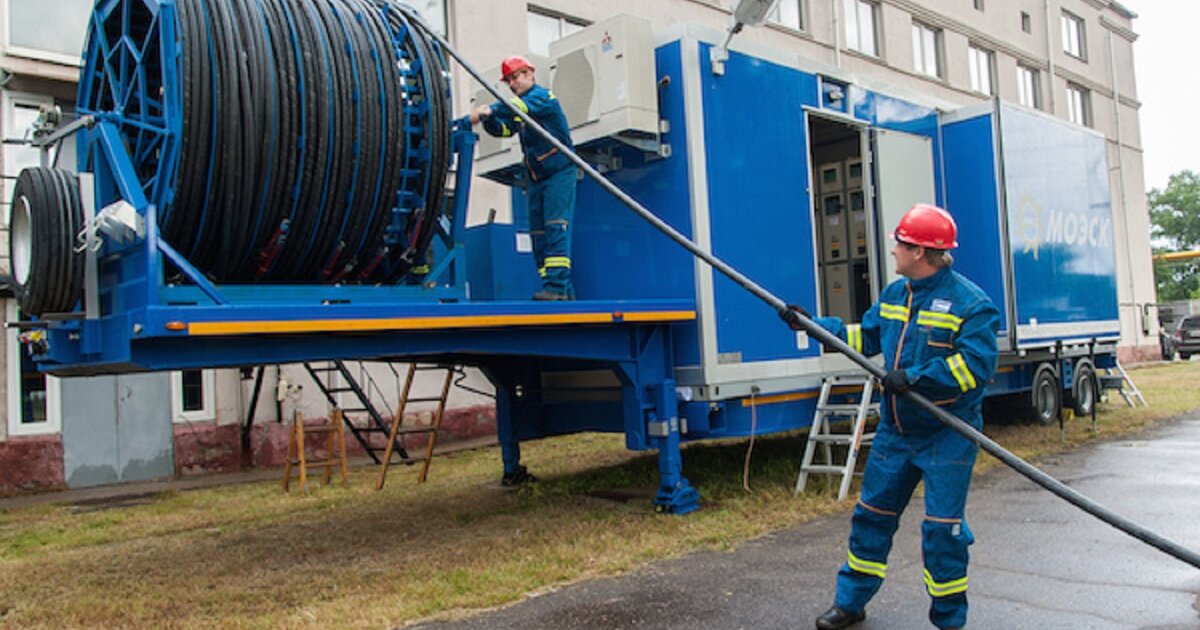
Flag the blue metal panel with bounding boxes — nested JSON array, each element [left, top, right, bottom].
[[998, 105, 1119, 333], [941, 111, 1011, 335], [699, 44, 821, 363]]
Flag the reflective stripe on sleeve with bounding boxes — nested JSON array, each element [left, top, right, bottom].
[[846, 324, 863, 353], [544, 256, 571, 269], [946, 353, 978, 392]]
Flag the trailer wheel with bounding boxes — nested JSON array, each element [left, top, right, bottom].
[[7, 167, 84, 317], [1030, 364, 1060, 426], [1071, 360, 1096, 416]]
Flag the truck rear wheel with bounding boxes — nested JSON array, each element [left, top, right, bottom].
[[1071, 360, 1096, 416], [1030, 364, 1060, 426]]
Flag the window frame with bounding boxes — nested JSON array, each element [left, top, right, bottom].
[[844, 0, 880, 57], [526, 6, 588, 58], [170, 369, 216, 423], [2, 0, 93, 67], [5, 301, 61, 437], [1061, 10, 1087, 61], [911, 21, 942, 78], [1020, 11, 1032, 34], [1016, 64, 1041, 109], [768, 0, 806, 32], [1066, 82, 1091, 127], [967, 44, 995, 96]]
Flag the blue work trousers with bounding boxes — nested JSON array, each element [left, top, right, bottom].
[[834, 427, 978, 629], [528, 167, 576, 298]]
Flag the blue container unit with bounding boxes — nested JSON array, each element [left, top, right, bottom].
[[943, 102, 1120, 404], [472, 29, 948, 474]]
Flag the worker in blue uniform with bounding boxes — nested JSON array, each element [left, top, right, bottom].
[[784, 204, 1000, 630], [470, 55, 577, 301]]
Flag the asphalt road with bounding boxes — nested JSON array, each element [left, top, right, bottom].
[[410, 413, 1200, 629]]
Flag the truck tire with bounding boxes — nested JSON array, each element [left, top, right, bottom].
[[1071, 359, 1096, 416], [1030, 364, 1060, 426]]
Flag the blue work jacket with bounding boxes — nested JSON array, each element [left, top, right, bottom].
[[483, 84, 574, 182], [816, 267, 1001, 437]]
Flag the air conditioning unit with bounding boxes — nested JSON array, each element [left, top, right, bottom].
[[548, 14, 658, 147], [474, 15, 660, 183]]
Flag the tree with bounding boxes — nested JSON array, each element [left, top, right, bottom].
[[1148, 170, 1200, 300]]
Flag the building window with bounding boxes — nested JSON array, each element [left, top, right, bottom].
[[1066, 83, 1091, 126], [1021, 12, 1032, 33], [1016, 64, 1041, 109], [2, 93, 52, 204], [3, 0, 93, 66], [911, 22, 941, 78], [408, 0, 447, 37], [5, 301, 61, 436], [844, 0, 879, 57], [171, 369, 216, 423], [527, 8, 587, 57], [769, 0, 805, 32], [973, 0, 984, 11], [1062, 11, 1086, 60], [967, 45, 995, 96]]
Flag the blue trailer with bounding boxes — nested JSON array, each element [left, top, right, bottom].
[[15, 7, 1119, 513]]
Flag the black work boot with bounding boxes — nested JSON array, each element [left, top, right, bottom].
[[500, 465, 535, 487], [815, 605, 866, 630]]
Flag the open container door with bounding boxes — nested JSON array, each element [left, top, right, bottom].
[[871, 127, 936, 286], [940, 102, 1014, 352]]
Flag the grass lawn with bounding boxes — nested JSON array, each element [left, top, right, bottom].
[[1, 361, 1196, 628]]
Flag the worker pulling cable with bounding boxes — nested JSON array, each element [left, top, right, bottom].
[[394, 6, 1200, 572]]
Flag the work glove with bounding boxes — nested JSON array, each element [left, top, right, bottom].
[[779, 304, 811, 331], [882, 369, 910, 395]]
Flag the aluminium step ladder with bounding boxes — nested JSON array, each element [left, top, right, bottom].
[[377, 363, 455, 489], [795, 374, 879, 501], [1098, 359, 1147, 407]]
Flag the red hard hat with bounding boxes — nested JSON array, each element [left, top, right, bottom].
[[501, 55, 534, 81], [893, 203, 958, 249]]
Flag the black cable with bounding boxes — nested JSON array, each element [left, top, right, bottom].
[[430, 29, 1200, 571]]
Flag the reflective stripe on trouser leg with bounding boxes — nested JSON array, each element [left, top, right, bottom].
[[539, 167, 576, 297], [834, 434, 922, 613], [919, 429, 978, 629]]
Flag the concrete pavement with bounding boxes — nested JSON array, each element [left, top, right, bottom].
[[409, 413, 1200, 629]]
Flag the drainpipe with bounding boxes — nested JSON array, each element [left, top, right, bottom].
[[832, 0, 842, 67], [1108, 28, 1140, 345], [1044, 0, 1057, 114]]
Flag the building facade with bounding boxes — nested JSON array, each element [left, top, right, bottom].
[[0, 0, 1151, 493]]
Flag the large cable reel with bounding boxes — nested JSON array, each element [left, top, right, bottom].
[[68, 0, 452, 285]]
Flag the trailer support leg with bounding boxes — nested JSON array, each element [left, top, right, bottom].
[[493, 380, 527, 483], [650, 379, 699, 514]]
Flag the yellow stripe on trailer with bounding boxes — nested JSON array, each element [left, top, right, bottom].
[[187, 310, 697, 336]]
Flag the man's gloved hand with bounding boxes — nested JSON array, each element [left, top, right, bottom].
[[780, 304, 810, 331], [882, 369, 909, 395]]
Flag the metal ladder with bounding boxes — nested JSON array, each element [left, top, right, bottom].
[[303, 361, 412, 464], [795, 374, 879, 501], [377, 363, 454, 488], [1099, 360, 1147, 407]]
